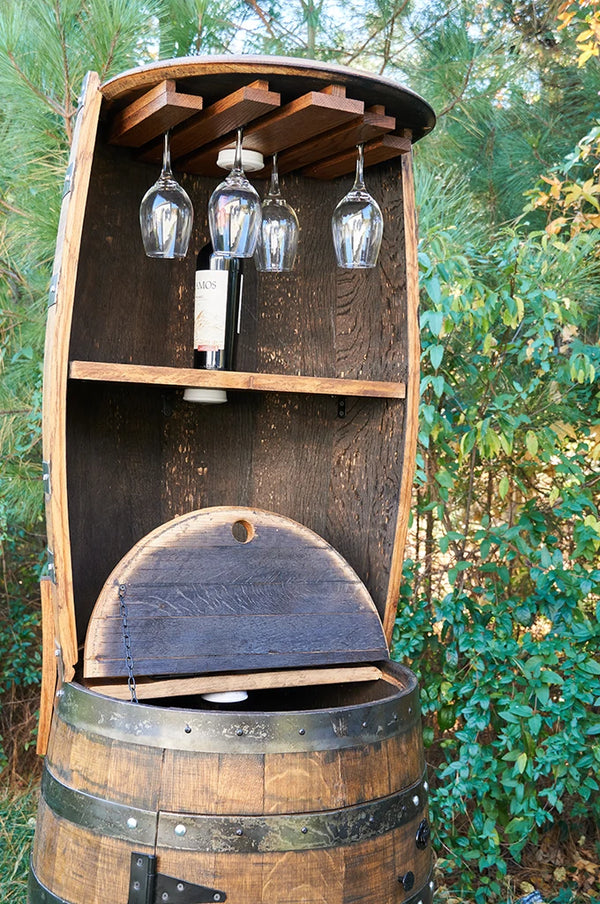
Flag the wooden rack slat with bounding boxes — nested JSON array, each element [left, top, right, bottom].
[[277, 106, 396, 175], [139, 80, 281, 165], [69, 361, 407, 399], [304, 133, 412, 180], [109, 80, 204, 147], [182, 85, 364, 175]]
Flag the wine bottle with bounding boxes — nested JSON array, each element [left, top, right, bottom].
[[193, 241, 243, 371]]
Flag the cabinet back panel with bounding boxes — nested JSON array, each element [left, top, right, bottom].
[[67, 383, 404, 643], [66, 141, 410, 644], [70, 145, 406, 381]]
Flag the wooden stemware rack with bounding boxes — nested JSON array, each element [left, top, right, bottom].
[[106, 76, 412, 178]]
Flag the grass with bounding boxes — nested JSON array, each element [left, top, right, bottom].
[[0, 786, 38, 904]]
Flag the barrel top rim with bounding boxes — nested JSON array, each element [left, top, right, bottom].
[[99, 54, 436, 141]]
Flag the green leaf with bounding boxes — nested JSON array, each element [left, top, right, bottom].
[[499, 475, 510, 499], [429, 311, 444, 336], [429, 345, 444, 370], [516, 752, 528, 774], [525, 430, 539, 456]]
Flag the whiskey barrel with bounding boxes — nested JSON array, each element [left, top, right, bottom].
[[29, 663, 433, 904]]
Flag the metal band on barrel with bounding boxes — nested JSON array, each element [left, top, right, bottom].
[[42, 764, 428, 852], [57, 667, 420, 754], [28, 862, 70, 904], [29, 859, 433, 904], [29, 857, 433, 904]]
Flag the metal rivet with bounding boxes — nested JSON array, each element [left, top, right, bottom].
[[298, 728, 305, 735], [177, 883, 184, 892], [301, 826, 308, 834], [162, 894, 169, 902], [236, 828, 243, 836], [127, 817, 138, 829], [408, 707, 413, 714], [412, 795, 420, 806], [214, 896, 221, 902], [184, 724, 192, 734], [136, 858, 143, 868], [393, 713, 398, 721], [429, 881, 435, 890], [369, 815, 375, 825], [424, 781, 429, 792], [133, 882, 140, 891], [174, 824, 187, 836], [236, 728, 244, 736], [362, 721, 368, 729]]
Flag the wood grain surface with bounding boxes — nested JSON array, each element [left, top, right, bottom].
[[33, 665, 432, 904], [69, 360, 406, 398], [108, 79, 204, 147], [61, 143, 412, 646], [84, 507, 388, 679], [42, 71, 103, 678]]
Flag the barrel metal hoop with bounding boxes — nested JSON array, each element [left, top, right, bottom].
[[41, 764, 428, 853], [28, 861, 70, 904], [29, 857, 432, 904], [41, 765, 158, 846], [57, 667, 420, 754]]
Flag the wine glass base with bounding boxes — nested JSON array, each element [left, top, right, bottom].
[[183, 387, 228, 404], [217, 148, 264, 172]]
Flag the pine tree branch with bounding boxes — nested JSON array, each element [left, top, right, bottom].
[[438, 57, 475, 117], [243, 0, 276, 37], [7, 52, 68, 125], [344, 1, 411, 67], [51, 0, 75, 143]]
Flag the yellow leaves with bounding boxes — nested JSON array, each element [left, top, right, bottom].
[[546, 216, 568, 235], [557, 1, 600, 65], [541, 174, 563, 199]]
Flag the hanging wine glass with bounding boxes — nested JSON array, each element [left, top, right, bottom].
[[139, 131, 193, 259], [331, 143, 383, 269], [208, 128, 262, 258], [255, 153, 299, 272]]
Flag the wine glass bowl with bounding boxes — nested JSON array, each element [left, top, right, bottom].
[[139, 131, 193, 259], [255, 154, 299, 272], [208, 128, 262, 258], [331, 144, 383, 269]]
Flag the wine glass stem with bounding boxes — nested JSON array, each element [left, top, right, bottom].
[[270, 153, 281, 197], [354, 143, 365, 191], [162, 131, 173, 178], [234, 128, 244, 173]]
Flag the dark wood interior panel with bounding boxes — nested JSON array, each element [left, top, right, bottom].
[[68, 385, 404, 640], [326, 397, 405, 613], [70, 147, 405, 382], [66, 138, 409, 644], [66, 381, 164, 643]]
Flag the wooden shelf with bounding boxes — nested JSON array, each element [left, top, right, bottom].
[[69, 361, 406, 399]]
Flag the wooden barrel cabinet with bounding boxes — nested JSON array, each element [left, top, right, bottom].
[[31, 55, 436, 904]]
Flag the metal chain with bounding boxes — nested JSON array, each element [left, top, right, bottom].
[[118, 583, 139, 704]]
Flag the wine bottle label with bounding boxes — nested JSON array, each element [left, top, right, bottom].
[[194, 269, 228, 351]]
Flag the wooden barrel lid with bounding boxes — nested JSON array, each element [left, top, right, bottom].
[[84, 507, 388, 680]]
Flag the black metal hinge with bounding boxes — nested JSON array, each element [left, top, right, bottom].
[[129, 853, 227, 904]]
